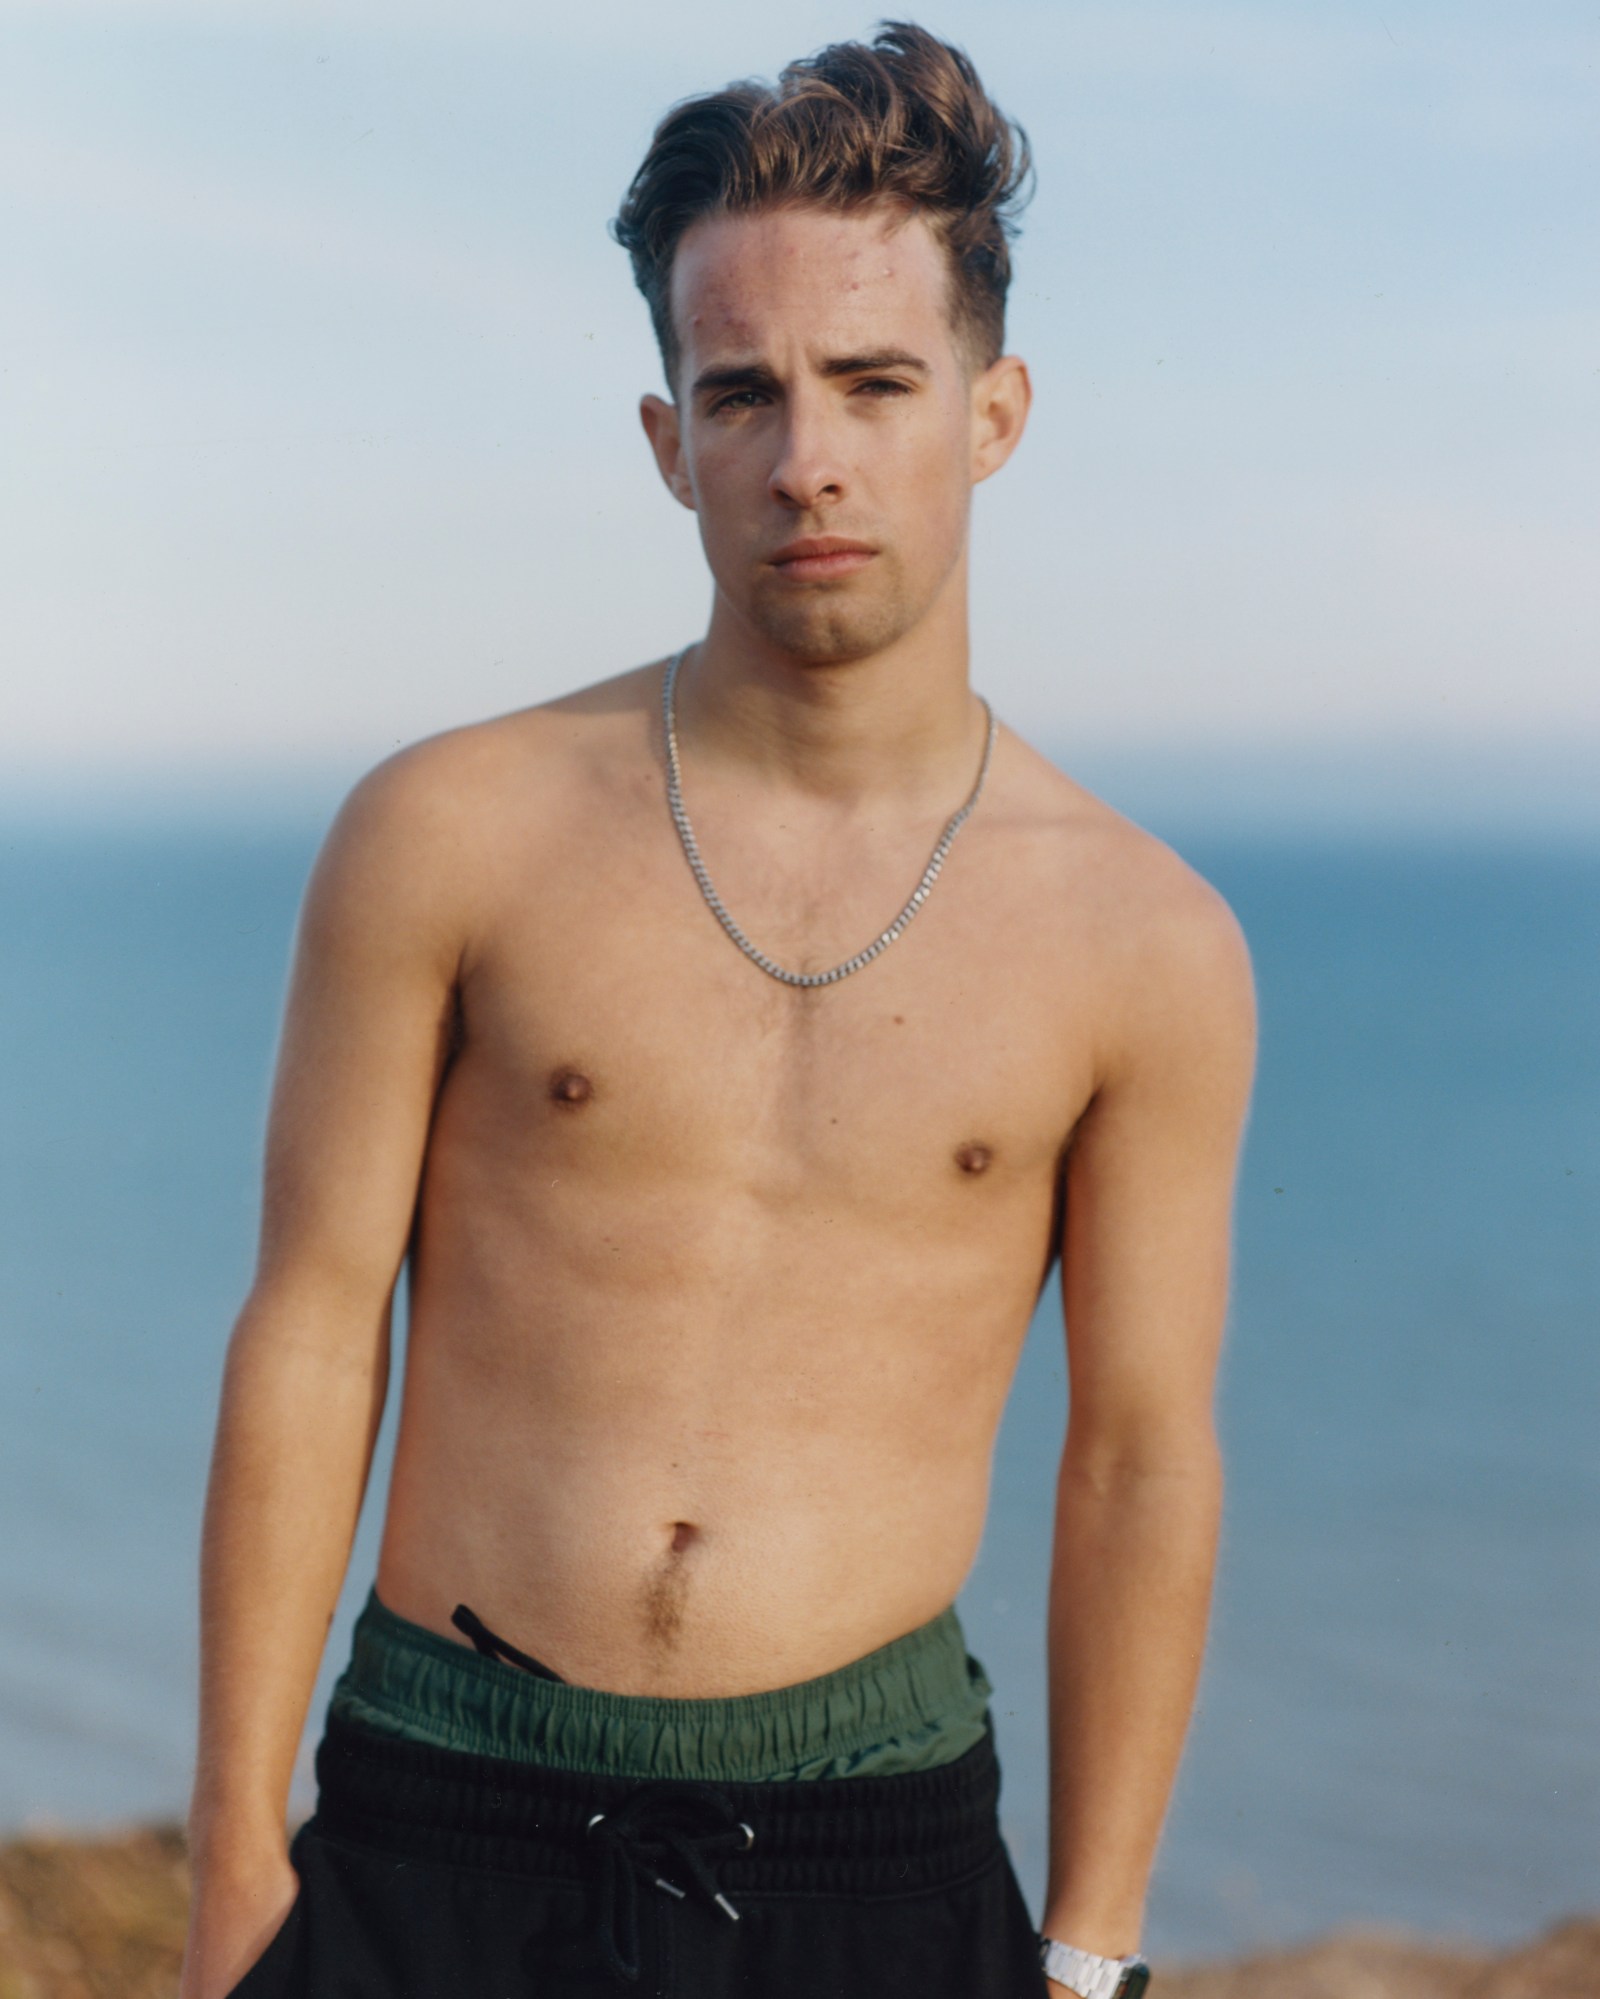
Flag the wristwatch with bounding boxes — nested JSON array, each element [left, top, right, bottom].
[[1038, 1935, 1152, 1999]]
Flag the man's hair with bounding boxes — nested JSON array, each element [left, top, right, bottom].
[[609, 19, 1034, 398]]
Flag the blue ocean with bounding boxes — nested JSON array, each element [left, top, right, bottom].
[[1, 810, 1595, 1961]]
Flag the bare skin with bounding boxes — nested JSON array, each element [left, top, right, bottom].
[[182, 200, 1255, 1999]]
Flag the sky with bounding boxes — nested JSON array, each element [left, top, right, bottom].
[[3, 1, 1596, 826]]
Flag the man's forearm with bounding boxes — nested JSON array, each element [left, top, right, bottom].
[[1041, 1438, 1224, 1958], [188, 1288, 390, 1871]]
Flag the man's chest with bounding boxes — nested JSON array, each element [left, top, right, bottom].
[[447, 819, 1100, 1214]]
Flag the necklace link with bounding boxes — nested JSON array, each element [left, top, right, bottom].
[[662, 644, 997, 989]]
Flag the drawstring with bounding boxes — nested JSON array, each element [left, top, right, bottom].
[[581, 1780, 755, 1983], [451, 1604, 566, 1682], [453, 1606, 755, 1980]]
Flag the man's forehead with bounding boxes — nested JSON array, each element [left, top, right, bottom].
[[671, 204, 951, 363]]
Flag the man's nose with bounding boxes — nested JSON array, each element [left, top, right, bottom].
[[767, 393, 846, 510]]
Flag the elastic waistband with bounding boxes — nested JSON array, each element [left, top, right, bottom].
[[328, 1585, 994, 1782], [311, 1703, 1006, 1899]]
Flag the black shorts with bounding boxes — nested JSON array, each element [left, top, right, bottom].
[[230, 1707, 1050, 1996]]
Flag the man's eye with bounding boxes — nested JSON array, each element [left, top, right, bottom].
[[711, 380, 909, 413]]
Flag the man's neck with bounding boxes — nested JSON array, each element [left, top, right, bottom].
[[673, 607, 985, 814]]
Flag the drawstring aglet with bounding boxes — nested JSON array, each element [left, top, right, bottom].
[[713, 1891, 740, 1922], [654, 1875, 686, 1899]]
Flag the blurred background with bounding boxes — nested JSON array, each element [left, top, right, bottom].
[[1, 0, 1595, 1964]]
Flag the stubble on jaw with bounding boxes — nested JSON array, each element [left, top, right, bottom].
[[738, 549, 930, 667]]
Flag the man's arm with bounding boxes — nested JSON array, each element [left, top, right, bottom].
[[1041, 866, 1257, 1978], [180, 744, 476, 1999]]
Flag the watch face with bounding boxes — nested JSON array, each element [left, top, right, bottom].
[[1119, 1964, 1152, 1999]]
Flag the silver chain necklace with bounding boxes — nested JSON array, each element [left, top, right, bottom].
[[661, 642, 998, 989]]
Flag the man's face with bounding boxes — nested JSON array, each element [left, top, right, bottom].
[[640, 201, 1027, 666]]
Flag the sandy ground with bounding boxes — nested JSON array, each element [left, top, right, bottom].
[[0, 1821, 1596, 1998]]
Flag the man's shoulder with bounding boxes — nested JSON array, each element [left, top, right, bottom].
[[999, 730, 1253, 1026], [1003, 732, 1239, 928], [335, 661, 662, 838], [301, 662, 662, 953]]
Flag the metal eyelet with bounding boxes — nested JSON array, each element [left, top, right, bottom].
[[585, 1811, 606, 1833], [737, 1820, 755, 1850]]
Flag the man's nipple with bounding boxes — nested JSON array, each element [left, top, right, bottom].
[[549, 1068, 593, 1106], [955, 1141, 993, 1176]]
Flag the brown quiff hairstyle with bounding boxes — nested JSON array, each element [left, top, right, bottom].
[[609, 20, 1034, 398]]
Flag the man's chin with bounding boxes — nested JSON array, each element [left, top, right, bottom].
[[744, 598, 909, 667]]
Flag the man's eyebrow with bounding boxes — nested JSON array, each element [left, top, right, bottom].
[[819, 349, 931, 379], [690, 349, 932, 397]]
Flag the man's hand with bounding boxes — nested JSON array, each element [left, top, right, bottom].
[[179, 1845, 300, 1999]]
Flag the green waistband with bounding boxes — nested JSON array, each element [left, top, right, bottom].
[[327, 1584, 994, 1782]]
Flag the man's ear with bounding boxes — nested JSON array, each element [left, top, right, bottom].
[[969, 354, 1032, 486], [639, 393, 697, 511]]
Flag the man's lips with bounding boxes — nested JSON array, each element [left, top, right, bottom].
[[769, 538, 877, 580]]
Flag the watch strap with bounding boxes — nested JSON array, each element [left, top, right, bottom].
[[1038, 1936, 1152, 1999]]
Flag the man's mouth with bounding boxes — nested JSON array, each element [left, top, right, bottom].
[[769, 537, 877, 581]]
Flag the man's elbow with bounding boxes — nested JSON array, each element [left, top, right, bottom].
[[229, 1261, 397, 1380], [1056, 1422, 1225, 1500]]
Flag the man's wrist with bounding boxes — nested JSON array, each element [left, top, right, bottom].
[[185, 1801, 291, 1878], [1039, 1903, 1145, 1960]]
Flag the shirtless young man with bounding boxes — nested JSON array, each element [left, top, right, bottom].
[[181, 22, 1255, 1999]]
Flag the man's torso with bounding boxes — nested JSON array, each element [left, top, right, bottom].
[[369, 662, 1178, 1699]]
